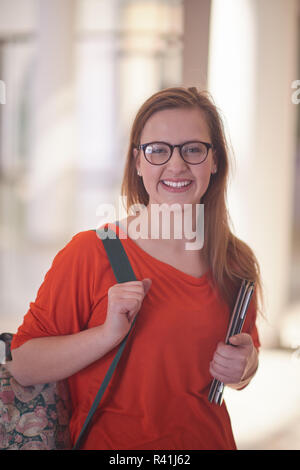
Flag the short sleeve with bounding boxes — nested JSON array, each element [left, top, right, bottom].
[[11, 231, 98, 350]]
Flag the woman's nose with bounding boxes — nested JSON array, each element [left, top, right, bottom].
[[167, 147, 188, 171]]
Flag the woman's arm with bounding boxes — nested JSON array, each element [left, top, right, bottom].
[[10, 278, 152, 386], [9, 324, 121, 386]]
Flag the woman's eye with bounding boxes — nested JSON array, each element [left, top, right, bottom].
[[149, 146, 167, 154], [146, 146, 166, 154], [186, 146, 200, 153]]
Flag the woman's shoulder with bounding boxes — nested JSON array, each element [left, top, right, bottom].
[[57, 229, 101, 254], [68, 229, 99, 247], [49, 229, 109, 273]]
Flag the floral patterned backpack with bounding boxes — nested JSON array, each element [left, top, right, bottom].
[[0, 333, 71, 450]]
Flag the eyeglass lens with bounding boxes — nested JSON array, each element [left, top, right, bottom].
[[144, 142, 208, 165]]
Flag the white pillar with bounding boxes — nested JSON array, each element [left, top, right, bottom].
[[27, 0, 76, 243], [208, 0, 298, 347], [74, 0, 120, 232]]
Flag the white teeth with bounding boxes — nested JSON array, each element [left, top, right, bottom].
[[162, 180, 192, 188]]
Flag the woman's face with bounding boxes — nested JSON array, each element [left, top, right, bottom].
[[134, 107, 217, 208]]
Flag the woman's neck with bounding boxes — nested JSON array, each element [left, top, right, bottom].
[[124, 204, 204, 254]]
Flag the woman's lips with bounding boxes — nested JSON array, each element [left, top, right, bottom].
[[160, 180, 194, 193]]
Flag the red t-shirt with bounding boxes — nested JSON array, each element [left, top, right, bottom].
[[11, 223, 260, 450]]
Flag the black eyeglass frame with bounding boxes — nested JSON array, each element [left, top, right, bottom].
[[136, 140, 214, 165]]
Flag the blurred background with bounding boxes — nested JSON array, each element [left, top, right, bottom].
[[0, 0, 299, 450]]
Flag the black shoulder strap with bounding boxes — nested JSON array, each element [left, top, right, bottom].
[[95, 224, 137, 283], [72, 223, 137, 450]]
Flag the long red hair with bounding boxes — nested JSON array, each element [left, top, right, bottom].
[[121, 86, 263, 313]]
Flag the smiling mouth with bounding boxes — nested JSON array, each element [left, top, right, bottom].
[[160, 180, 193, 192]]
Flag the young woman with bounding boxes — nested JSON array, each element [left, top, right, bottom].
[[10, 87, 262, 450]]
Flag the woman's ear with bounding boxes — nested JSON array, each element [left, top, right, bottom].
[[212, 151, 217, 174], [133, 147, 141, 176]]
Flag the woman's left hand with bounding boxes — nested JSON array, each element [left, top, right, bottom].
[[209, 333, 258, 389]]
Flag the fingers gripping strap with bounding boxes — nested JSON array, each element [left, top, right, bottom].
[[72, 225, 137, 450]]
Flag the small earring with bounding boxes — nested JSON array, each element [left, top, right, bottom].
[[137, 170, 142, 177]]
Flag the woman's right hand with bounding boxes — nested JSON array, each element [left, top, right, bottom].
[[10, 278, 152, 386], [104, 278, 152, 344]]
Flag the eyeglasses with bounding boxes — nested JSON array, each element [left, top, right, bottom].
[[137, 141, 213, 165]]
